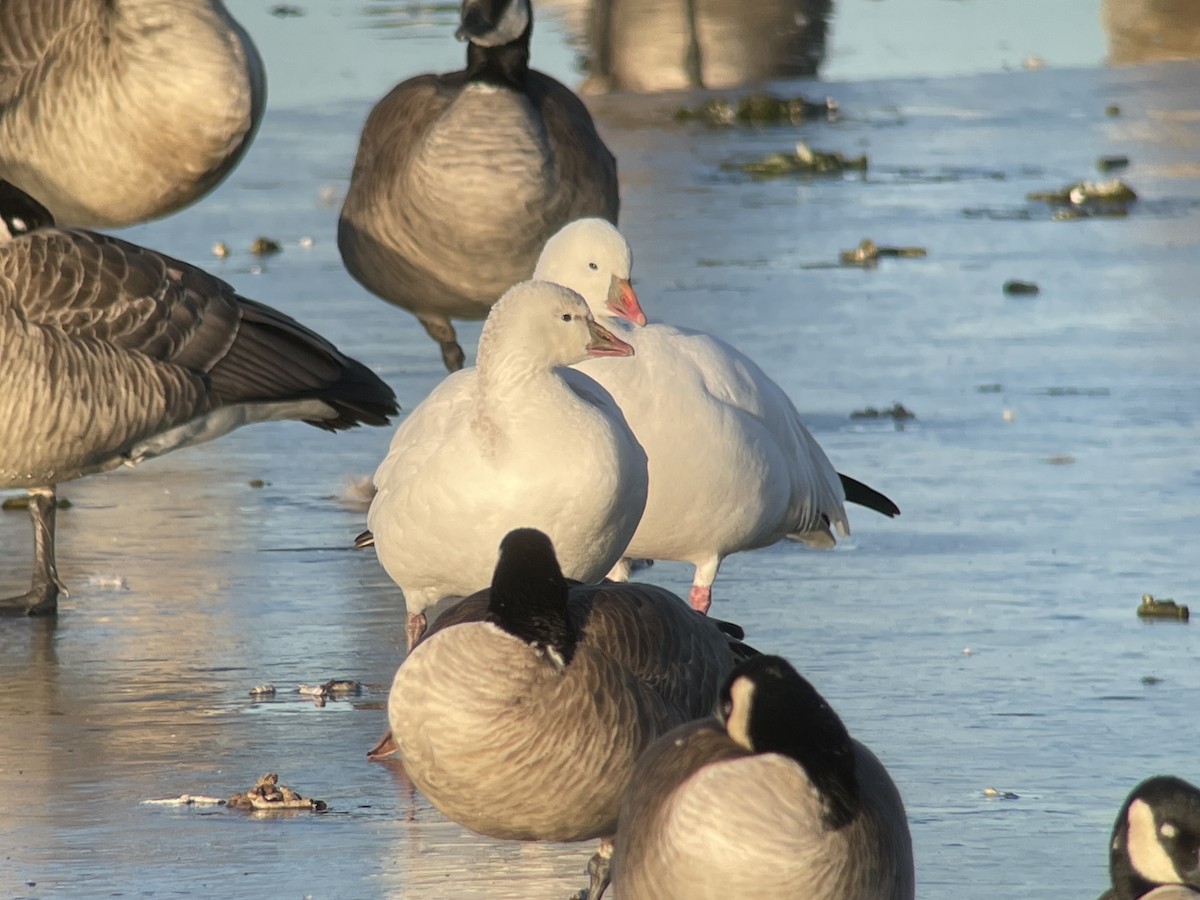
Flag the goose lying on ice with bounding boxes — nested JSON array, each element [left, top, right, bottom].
[[386, 528, 755, 900], [612, 654, 915, 900]]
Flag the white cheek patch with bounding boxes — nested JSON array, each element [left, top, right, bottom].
[[1128, 798, 1183, 884], [724, 677, 756, 751], [469, 0, 530, 48]]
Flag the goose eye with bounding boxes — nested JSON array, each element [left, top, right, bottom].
[[588, 262, 599, 271], [720, 699, 733, 719], [560, 313, 572, 322]]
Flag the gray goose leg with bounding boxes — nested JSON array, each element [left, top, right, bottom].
[[2, 486, 66, 616], [569, 837, 613, 900], [417, 313, 465, 373]]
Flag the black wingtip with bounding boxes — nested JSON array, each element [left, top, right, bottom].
[[839, 473, 900, 518], [353, 529, 375, 549], [309, 357, 399, 431]]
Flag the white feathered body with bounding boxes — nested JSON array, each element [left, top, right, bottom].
[[368, 366, 648, 617], [573, 321, 847, 566]]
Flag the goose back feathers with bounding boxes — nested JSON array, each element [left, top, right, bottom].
[[387, 528, 753, 844], [0, 0, 265, 227]]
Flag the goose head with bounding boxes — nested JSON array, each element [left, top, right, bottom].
[[485, 528, 578, 668], [1109, 776, 1200, 899], [457, 0, 531, 48], [476, 279, 633, 376], [533, 218, 647, 327], [718, 655, 860, 830], [0, 181, 55, 243]]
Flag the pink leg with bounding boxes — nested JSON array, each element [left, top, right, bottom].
[[406, 611, 428, 651], [688, 584, 712, 615], [366, 729, 398, 760]]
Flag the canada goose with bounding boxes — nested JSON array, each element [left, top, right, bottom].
[[611, 654, 915, 900], [364, 279, 647, 650], [587, 0, 829, 93], [0, 181, 398, 616], [1100, 776, 1200, 899], [0, 0, 265, 228], [532, 218, 899, 613], [385, 527, 755, 900], [337, 0, 619, 372]]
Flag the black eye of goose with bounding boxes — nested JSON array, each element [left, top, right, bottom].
[[588, 262, 599, 271], [560, 313, 572, 322]]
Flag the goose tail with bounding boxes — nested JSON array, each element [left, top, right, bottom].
[[838, 473, 900, 518], [213, 297, 399, 431]]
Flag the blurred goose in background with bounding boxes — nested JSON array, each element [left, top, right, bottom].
[[0, 181, 398, 616], [0, 0, 265, 228], [337, 0, 619, 372], [585, 0, 830, 93], [1100, 776, 1200, 900], [533, 218, 899, 614], [363, 280, 646, 650], [386, 528, 755, 900], [612, 654, 914, 900]]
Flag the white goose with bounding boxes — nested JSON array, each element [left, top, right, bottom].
[[0, 0, 265, 228], [338, 0, 619, 372], [532, 219, 899, 614], [364, 280, 648, 649]]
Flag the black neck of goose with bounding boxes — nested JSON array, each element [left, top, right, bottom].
[[1109, 863, 1155, 900], [464, 27, 532, 90], [0, 180, 55, 238], [485, 530, 578, 666], [735, 659, 861, 830]]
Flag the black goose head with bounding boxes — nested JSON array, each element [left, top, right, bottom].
[[1109, 776, 1200, 899], [458, 0, 533, 89], [485, 528, 579, 667], [0, 180, 55, 241], [718, 655, 860, 830]]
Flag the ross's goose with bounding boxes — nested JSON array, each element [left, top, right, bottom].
[[364, 280, 648, 649], [0, 181, 398, 616], [386, 528, 754, 899], [532, 218, 899, 614], [612, 654, 915, 900], [0, 0, 265, 228], [1100, 776, 1200, 900], [338, 0, 620, 372]]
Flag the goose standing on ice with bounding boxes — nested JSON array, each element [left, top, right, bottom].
[[0, 0, 265, 228], [338, 0, 619, 372], [387, 528, 755, 900], [532, 218, 899, 614], [1100, 776, 1200, 900], [0, 181, 398, 616], [612, 655, 915, 900], [364, 280, 647, 649]]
